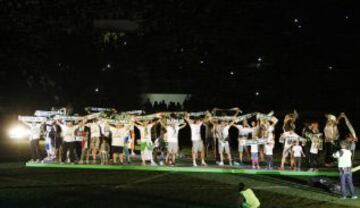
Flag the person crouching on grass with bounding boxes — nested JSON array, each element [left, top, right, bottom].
[[292, 140, 305, 171], [238, 183, 260, 208], [333, 141, 357, 199]]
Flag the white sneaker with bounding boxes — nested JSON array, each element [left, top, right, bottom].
[[151, 161, 158, 166], [201, 161, 207, 166], [219, 161, 224, 166], [193, 161, 198, 167], [352, 196, 358, 200], [229, 161, 233, 166], [159, 161, 164, 166]]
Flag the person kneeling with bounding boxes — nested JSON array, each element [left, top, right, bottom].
[[238, 183, 260, 208]]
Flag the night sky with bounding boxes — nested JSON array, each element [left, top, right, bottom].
[[0, 0, 359, 114]]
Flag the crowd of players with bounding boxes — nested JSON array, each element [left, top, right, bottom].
[[18, 107, 357, 171]]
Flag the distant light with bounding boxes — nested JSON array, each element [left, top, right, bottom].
[[230, 71, 234, 75], [107, 64, 111, 68], [345, 15, 349, 19], [257, 57, 262, 62], [255, 91, 260, 96], [180, 48, 184, 52], [95, 88, 99, 93], [8, 125, 29, 140], [200, 60, 204, 64], [123, 41, 127, 45], [294, 18, 299, 23], [328, 66, 333, 70], [298, 25, 302, 29]]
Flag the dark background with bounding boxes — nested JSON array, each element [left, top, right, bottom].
[[0, 0, 359, 150]]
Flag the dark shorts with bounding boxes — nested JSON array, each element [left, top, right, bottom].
[[112, 146, 124, 154]]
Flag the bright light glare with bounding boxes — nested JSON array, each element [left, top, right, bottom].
[[8, 125, 29, 140]]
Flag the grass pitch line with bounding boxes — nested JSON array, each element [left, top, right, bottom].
[[25, 162, 339, 176], [115, 173, 171, 189], [252, 185, 290, 190]]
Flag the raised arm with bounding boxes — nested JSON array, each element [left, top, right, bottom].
[[340, 113, 357, 140], [270, 116, 278, 127], [159, 119, 167, 128], [178, 122, 187, 129]]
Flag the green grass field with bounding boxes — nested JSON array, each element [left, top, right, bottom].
[[0, 162, 359, 208]]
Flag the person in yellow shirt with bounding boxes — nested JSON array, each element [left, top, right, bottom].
[[238, 183, 260, 208]]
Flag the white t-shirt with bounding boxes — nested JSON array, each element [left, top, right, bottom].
[[60, 125, 77, 142], [265, 144, 273, 155], [75, 126, 86, 142], [281, 131, 301, 149], [292, 145, 303, 157], [310, 141, 319, 154], [190, 123, 202, 141], [237, 125, 252, 137], [222, 125, 231, 139], [267, 126, 275, 141], [251, 144, 259, 153], [166, 126, 180, 143], [333, 149, 352, 168], [138, 124, 153, 141], [29, 124, 42, 141], [89, 123, 101, 138], [101, 123, 110, 137], [110, 126, 130, 146]]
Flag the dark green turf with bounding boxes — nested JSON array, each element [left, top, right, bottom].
[[26, 162, 339, 176], [1, 162, 359, 208]]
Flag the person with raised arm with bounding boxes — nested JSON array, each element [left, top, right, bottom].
[[279, 124, 306, 170], [235, 119, 252, 166], [210, 108, 240, 166], [159, 114, 187, 166], [134, 115, 159, 166], [324, 114, 340, 167], [56, 116, 86, 164], [185, 112, 210, 167], [339, 112, 358, 161], [87, 118, 102, 164], [19, 117, 46, 163], [107, 119, 133, 165], [303, 122, 323, 171], [75, 121, 91, 164]]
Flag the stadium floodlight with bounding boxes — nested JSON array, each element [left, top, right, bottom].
[[8, 125, 30, 140]]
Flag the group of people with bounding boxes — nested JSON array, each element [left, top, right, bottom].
[[18, 108, 357, 171], [17, 107, 358, 199]]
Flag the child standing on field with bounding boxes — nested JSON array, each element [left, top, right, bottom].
[[251, 143, 260, 169], [292, 141, 305, 171], [264, 141, 274, 169]]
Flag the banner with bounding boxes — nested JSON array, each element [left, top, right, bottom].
[[18, 116, 47, 123], [34, 110, 65, 117]]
